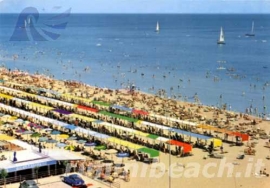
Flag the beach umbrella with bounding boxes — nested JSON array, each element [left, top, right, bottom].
[[94, 145, 107, 151], [64, 145, 75, 151], [16, 129, 25, 133], [59, 134, 69, 139], [105, 149, 118, 160], [67, 136, 77, 140], [116, 152, 129, 165], [38, 137, 48, 142], [43, 128, 53, 131], [64, 124, 77, 130], [51, 130, 61, 139], [55, 143, 67, 148], [105, 149, 118, 154], [77, 139, 87, 144], [51, 130, 61, 135], [46, 139, 57, 143], [31, 132, 41, 142], [46, 139, 57, 148], [84, 142, 96, 147], [15, 119, 24, 123], [35, 125, 44, 129], [22, 130, 34, 135], [28, 123, 37, 128], [3, 124, 15, 128], [31, 132, 41, 138]]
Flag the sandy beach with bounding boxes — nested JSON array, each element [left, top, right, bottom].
[[0, 67, 270, 188]]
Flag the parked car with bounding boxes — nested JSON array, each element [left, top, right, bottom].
[[19, 180, 39, 188], [62, 174, 85, 187]]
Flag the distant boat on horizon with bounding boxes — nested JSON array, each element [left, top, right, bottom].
[[217, 27, 225, 45], [245, 21, 255, 37], [155, 21, 159, 33]]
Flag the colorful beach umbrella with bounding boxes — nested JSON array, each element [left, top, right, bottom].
[[116, 152, 129, 164], [59, 134, 69, 139], [51, 130, 61, 135], [84, 142, 96, 147], [64, 124, 77, 130], [15, 119, 24, 123], [38, 137, 48, 142], [31, 132, 41, 138], [94, 145, 106, 151], [65, 145, 75, 151], [16, 129, 25, 133], [55, 143, 67, 148], [67, 136, 77, 140], [46, 139, 57, 143], [22, 130, 34, 135], [77, 139, 87, 144]]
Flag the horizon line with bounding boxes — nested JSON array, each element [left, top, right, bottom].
[[1, 12, 270, 15]]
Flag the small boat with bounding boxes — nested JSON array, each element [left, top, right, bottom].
[[155, 21, 159, 33], [245, 21, 255, 37], [217, 27, 225, 44]]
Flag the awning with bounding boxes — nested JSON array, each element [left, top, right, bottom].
[[98, 111, 138, 123], [53, 109, 73, 115], [137, 147, 159, 158], [5, 159, 57, 173], [132, 109, 149, 116], [111, 105, 133, 113], [77, 105, 98, 113], [167, 140, 192, 153]]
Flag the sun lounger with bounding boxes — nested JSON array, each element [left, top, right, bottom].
[[209, 153, 224, 159]]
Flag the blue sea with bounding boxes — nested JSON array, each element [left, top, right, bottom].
[[0, 14, 270, 115]]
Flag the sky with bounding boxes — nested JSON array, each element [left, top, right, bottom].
[[0, 0, 270, 14]]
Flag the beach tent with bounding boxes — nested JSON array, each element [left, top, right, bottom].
[[77, 105, 98, 113], [98, 111, 138, 123], [132, 109, 149, 116], [61, 94, 92, 104], [0, 93, 13, 99], [99, 122, 136, 134], [69, 114, 95, 122], [63, 124, 77, 130], [169, 128, 222, 147], [107, 137, 141, 149], [137, 147, 159, 158], [111, 105, 133, 113], [92, 100, 111, 107], [149, 113, 197, 127], [198, 124, 249, 141], [167, 140, 192, 153], [53, 109, 73, 115], [138, 121, 171, 130]]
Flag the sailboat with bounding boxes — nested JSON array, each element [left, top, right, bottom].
[[217, 27, 225, 45], [155, 21, 159, 32], [24, 20, 27, 28], [245, 21, 255, 37]]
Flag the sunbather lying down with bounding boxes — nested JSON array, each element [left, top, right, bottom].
[[209, 153, 224, 159], [237, 154, 245, 159]]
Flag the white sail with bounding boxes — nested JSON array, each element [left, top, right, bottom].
[[219, 27, 225, 42], [24, 20, 27, 28], [156, 22, 159, 32], [28, 17, 31, 25], [251, 21, 254, 34]]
